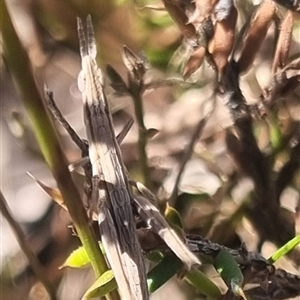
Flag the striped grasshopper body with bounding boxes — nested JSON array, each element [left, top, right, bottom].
[[77, 15, 200, 300], [77, 16, 148, 300]]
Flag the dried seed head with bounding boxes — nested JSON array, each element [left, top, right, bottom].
[[236, 0, 276, 74], [122, 46, 146, 84], [209, 4, 238, 79], [183, 46, 206, 79], [272, 10, 294, 73], [161, 0, 197, 39]]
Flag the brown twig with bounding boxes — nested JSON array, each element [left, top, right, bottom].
[[0, 191, 57, 300], [221, 60, 294, 246], [122, 46, 152, 188], [187, 235, 300, 299], [168, 97, 215, 207], [44, 87, 88, 156]]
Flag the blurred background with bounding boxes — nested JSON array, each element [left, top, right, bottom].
[[1, 0, 300, 299]]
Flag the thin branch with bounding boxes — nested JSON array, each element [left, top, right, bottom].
[[0, 191, 57, 300], [131, 89, 152, 188], [44, 86, 88, 156], [187, 235, 300, 299], [122, 46, 152, 188], [169, 97, 215, 207]]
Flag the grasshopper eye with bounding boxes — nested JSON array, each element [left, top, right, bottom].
[[77, 70, 86, 92]]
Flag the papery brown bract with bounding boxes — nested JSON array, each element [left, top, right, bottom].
[[236, 0, 276, 73], [183, 46, 206, 79], [161, 0, 198, 39], [209, 4, 237, 79], [272, 10, 294, 73]]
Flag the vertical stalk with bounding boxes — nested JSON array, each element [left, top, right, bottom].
[[131, 89, 152, 189], [1, 2, 117, 299]]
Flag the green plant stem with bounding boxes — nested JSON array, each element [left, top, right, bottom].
[[0, 2, 117, 299], [0, 191, 57, 300], [268, 235, 300, 264], [131, 89, 152, 188]]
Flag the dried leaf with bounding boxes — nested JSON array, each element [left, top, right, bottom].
[[161, 0, 197, 39], [237, 0, 276, 73], [27, 172, 66, 210], [209, 4, 237, 78], [263, 57, 300, 108], [272, 10, 294, 73], [183, 46, 206, 79], [122, 46, 146, 84]]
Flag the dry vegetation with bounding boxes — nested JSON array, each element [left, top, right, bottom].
[[1, 0, 300, 299]]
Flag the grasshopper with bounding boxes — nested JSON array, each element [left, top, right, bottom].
[[77, 16, 148, 299], [70, 15, 200, 300]]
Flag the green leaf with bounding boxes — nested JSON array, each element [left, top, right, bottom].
[[146, 250, 164, 263], [185, 269, 222, 298], [61, 243, 106, 269], [61, 246, 90, 269], [164, 204, 183, 229], [214, 249, 244, 295], [82, 270, 117, 299], [269, 235, 300, 264], [269, 116, 282, 151], [147, 255, 183, 293]]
